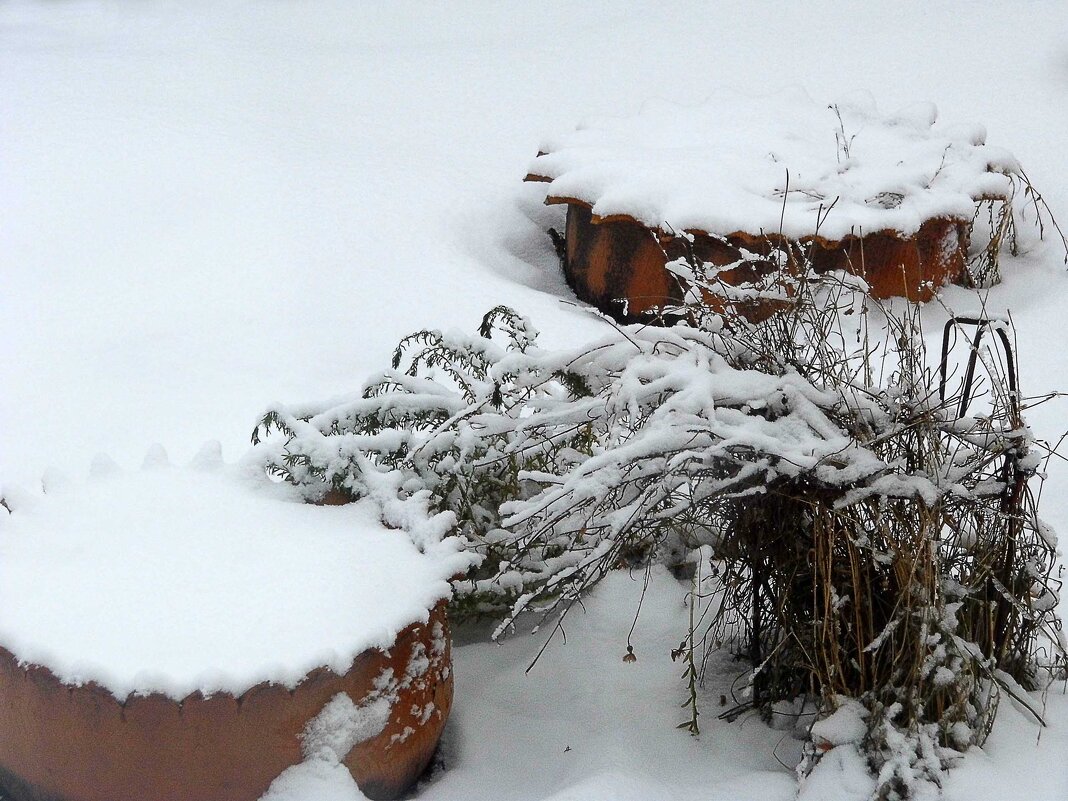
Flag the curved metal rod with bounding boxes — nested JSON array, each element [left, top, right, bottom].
[[939, 316, 1018, 420]]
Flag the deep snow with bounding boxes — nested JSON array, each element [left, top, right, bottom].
[[3, 2, 1068, 800]]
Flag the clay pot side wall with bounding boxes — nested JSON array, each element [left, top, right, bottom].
[[564, 203, 677, 322], [803, 218, 968, 301], [561, 203, 969, 321], [0, 602, 453, 801]]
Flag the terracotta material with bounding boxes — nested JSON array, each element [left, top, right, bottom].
[[562, 203, 674, 321], [801, 217, 969, 301], [0, 601, 453, 801], [542, 194, 969, 321]]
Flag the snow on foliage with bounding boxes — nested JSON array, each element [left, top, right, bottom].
[[251, 248, 1064, 799], [251, 299, 931, 625]]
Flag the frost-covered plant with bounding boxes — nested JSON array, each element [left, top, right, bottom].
[[663, 241, 1065, 799], [251, 242, 1063, 799], [251, 301, 898, 627], [251, 305, 599, 619], [963, 167, 1068, 288]]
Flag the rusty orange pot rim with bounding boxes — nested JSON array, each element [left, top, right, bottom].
[[0, 641, 401, 709], [532, 190, 981, 249]]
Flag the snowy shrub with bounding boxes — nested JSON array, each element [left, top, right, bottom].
[[667, 240, 1065, 798], [251, 242, 1064, 799], [963, 166, 1068, 287]]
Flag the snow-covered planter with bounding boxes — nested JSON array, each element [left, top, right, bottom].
[[525, 91, 1036, 318], [0, 450, 471, 801]]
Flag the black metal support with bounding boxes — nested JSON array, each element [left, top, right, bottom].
[[938, 315, 1018, 420]]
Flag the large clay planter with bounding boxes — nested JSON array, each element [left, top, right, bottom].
[[546, 197, 968, 322], [0, 601, 453, 801]]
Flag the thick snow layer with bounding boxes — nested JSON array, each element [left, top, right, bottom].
[[796, 745, 877, 801], [810, 699, 868, 747], [0, 453, 467, 700], [3, 3, 1068, 801], [529, 90, 1018, 241]]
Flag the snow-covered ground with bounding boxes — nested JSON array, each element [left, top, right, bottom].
[[3, 2, 1068, 799]]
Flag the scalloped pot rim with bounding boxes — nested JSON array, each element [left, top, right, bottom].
[[0, 601, 454, 801], [0, 457, 467, 702], [529, 191, 981, 248], [526, 90, 1016, 243]]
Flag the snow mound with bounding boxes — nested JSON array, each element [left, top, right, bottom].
[[528, 88, 1017, 241], [0, 446, 467, 701], [811, 698, 869, 747], [260, 692, 390, 801]]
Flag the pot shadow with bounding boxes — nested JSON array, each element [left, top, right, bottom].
[[452, 180, 575, 305]]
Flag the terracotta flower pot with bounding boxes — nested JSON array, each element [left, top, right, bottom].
[[0, 461, 462, 801], [0, 600, 452, 801], [547, 199, 968, 322]]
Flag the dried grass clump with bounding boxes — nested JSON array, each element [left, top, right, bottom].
[[668, 242, 1064, 798], [963, 167, 1068, 287]]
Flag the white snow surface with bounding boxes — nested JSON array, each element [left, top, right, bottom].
[[810, 698, 869, 747], [261, 692, 391, 801], [0, 456, 465, 701], [530, 90, 1017, 241], [3, 2, 1068, 801]]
